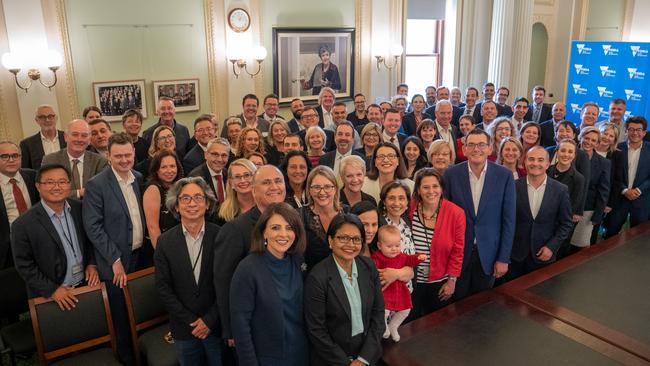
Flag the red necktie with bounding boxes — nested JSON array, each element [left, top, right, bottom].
[[214, 175, 225, 203], [9, 178, 28, 215]]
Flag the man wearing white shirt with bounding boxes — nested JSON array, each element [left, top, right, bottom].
[[434, 100, 460, 157], [381, 109, 405, 148], [463, 87, 480, 120], [316, 87, 336, 129], [20, 105, 66, 170], [597, 98, 627, 144], [183, 115, 217, 174], [189, 138, 230, 203], [511, 97, 530, 135], [319, 122, 365, 180], [329, 102, 362, 149]]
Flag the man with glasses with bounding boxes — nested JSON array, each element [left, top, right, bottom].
[[183, 115, 217, 174], [259, 93, 284, 122], [604, 116, 650, 237], [42, 119, 108, 199], [11, 163, 98, 306], [213, 165, 286, 351], [0, 141, 38, 269], [189, 138, 230, 203], [20, 104, 66, 170], [83, 133, 146, 365], [298, 106, 335, 151], [443, 128, 516, 299], [347, 93, 369, 128]]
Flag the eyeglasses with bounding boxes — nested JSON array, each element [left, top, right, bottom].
[[310, 184, 335, 193], [178, 194, 205, 204], [0, 153, 21, 161], [302, 114, 317, 119], [376, 154, 397, 161], [627, 127, 645, 134], [230, 172, 254, 182], [36, 114, 56, 121], [157, 135, 174, 142], [38, 180, 70, 188], [335, 235, 363, 245], [496, 127, 512, 132], [465, 142, 489, 150]]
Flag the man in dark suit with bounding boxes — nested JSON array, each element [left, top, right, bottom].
[[121, 109, 148, 163], [319, 122, 366, 175], [475, 100, 499, 130], [507, 147, 573, 280], [183, 115, 217, 174], [42, 119, 108, 199], [0, 141, 38, 269], [286, 98, 304, 133], [510, 97, 531, 134], [444, 128, 516, 299], [189, 138, 230, 202], [258, 93, 284, 122], [83, 133, 147, 365], [474, 82, 506, 124], [11, 163, 98, 308], [382, 109, 407, 148], [155, 177, 222, 364], [297, 106, 335, 152], [525, 85, 553, 123], [497, 86, 514, 117], [143, 97, 191, 157], [604, 117, 650, 237], [461, 87, 482, 122], [433, 101, 461, 158], [213, 165, 286, 347], [316, 87, 336, 129], [88, 118, 112, 158], [423, 87, 463, 127], [220, 94, 269, 139], [539, 102, 567, 147], [20, 105, 66, 170]]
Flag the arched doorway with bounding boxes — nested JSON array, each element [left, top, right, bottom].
[[528, 22, 548, 92]]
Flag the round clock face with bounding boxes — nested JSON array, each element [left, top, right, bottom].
[[228, 8, 250, 33]]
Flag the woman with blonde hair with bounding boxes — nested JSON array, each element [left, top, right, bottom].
[[225, 117, 243, 155], [136, 125, 180, 179], [265, 119, 291, 165], [427, 140, 454, 175], [497, 137, 526, 179], [305, 126, 327, 167], [236, 127, 266, 159], [486, 117, 515, 162], [217, 158, 257, 223], [355, 122, 382, 161], [339, 155, 375, 207]]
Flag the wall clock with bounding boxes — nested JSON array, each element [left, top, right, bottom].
[[228, 8, 251, 33]]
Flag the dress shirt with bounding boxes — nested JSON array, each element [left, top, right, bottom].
[[0, 172, 32, 225], [382, 131, 399, 149], [42, 200, 84, 286], [468, 162, 488, 215], [334, 258, 364, 337], [333, 149, 352, 178], [182, 222, 205, 284], [436, 122, 453, 144], [322, 109, 334, 131], [526, 176, 547, 219], [464, 105, 475, 116], [68, 152, 84, 197], [207, 165, 225, 197], [112, 168, 144, 250], [512, 118, 524, 135], [532, 104, 542, 122], [40, 132, 61, 156], [626, 143, 642, 192]]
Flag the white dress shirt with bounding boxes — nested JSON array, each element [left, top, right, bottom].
[[382, 131, 400, 149], [112, 168, 144, 250], [626, 143, 642, 192], [333, 149, 352, 178], [0, 172, 32, 225], [322, 109, 334, 131], [41, 132, 61, 156], [526, 176, 547, 219], [468, 162, 488, 215], [436, 121, 453, 143], [182, 222, 205, 284]]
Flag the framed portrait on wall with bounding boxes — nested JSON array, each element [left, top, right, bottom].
[[92, 79, 147, 122], [273, 27, 355, 105], [152, 79, 200, 112]]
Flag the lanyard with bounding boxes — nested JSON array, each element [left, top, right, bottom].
[[191, 241, 204, 274], [55, 212, 78, 259]]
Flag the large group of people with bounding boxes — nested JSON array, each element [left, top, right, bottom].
[[2, 81, 649, 366]]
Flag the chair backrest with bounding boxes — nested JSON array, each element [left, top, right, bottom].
[[29, 282, 115, 364], [0, 267, 28, 318], [123, 267, 168, 333]]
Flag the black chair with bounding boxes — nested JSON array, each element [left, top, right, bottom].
[[29, 282, 121, 365], [123, 267, 177, 366], [0, 267, 35, 366]]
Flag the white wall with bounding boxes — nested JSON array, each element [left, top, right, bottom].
[[627, 0, 650, 41]]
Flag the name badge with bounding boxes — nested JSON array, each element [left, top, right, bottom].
[[72, 264, 83, 275]]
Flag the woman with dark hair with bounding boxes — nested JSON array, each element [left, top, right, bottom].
[[378, 180, 416, 259], [407, 168, 465, 318], [143, 150, 182, 247], [350, 201, 379, 255], [236, 127, 266, 159], [519, 122, 542, 166], [401, 136, 428, 179], [362, 142, 413, 202], [230, 203, 309, 366], [416, 119, 437, 154], [455, 115, 476, 163], [303, 44, 342, 95], [280, 150, 313, 208], [339, 155, 375, 207], [82, 105, 102, 122], [402, 94, 432, 136], [135, 125, 182, 180], [304, 214, 384, 366], [497, 137, 527, 179]]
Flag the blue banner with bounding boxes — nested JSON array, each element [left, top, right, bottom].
[[566, 41, 649, 128]]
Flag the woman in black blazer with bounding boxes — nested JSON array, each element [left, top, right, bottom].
[[304, 214, 385, 366], [230, 202, 309, 366]]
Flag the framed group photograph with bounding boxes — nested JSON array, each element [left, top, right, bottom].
[[152, 79, 200, 112], [273, 27, 355, 105], [93, 79, 147, 122]]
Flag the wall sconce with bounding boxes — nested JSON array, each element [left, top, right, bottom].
[[375, 44, 404, 71], [1, 50, 62, 92], [227, 45, 267, 78]]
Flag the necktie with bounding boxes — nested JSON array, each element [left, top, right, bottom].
[[533, 105, 541, 122], [72, 159, 81, 189], [390, 137, 396, 145], [9, 178, 28, 215], [214, 175, 225, 203]]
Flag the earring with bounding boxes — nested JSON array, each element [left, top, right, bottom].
[[264, 239, 268, 246]]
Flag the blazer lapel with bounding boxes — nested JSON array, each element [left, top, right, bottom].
[[107, 170, 131, 218], [177, 228, 201, 291], [517, 179, 533, 220], [35, 205, 66, 255], [356, 258, 372, 328], [327, 257, 352, 322], [458, 164, 476, 221]]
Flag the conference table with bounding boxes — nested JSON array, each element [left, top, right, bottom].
[[382, 222, 650, 366]]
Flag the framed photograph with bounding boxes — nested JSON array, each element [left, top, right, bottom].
[[93, 79, 147, 122], [273, 27, 355, 105], [152, 79, 200, 112]]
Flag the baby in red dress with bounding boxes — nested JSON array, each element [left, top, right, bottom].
[[371, 225, 426, 342]]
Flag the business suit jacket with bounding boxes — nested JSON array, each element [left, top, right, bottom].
[[610, 141, 650, 209], [525, 103, 553, 123], [315, 105, 330, 129], [424, 105, 463, 127], [182, 144, 206, 175], [511, 178, 573, 263], [188, 163, 227, 198], [402, 112, 433, 136], [547, 165, 586, 216], [41, 149, 108, 197], [287, 118, 301, 133], [1, 169, 38, 269], [584, 153, 611, 224], [434, 122, 461, 158], [539, 119, 558, 147], [304, 255, 384, 366], [499, 104, 514, 117], [213, 206, 261, 338], [473, 101, 506, 125], [11, 199, 94, 298], [20, 130, 66, 170], [318, 149, 367, 170], [154, 223, 220, 340], [83, 168, 146, 280], [443, 161, 516, 275], [142, 120, 191, 157]]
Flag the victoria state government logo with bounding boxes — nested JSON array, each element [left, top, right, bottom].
[[597, 86, 614, 98], [624, 90, 642, 102], [599, 66, 616, 77], [627, 68, 646, 80], [576, 43, 592, 55], [574, 64, 590, 75], [602, 45, 620, 56], [572, 84, 588, 95], [630, 46, 648, 57], [570, 103, 582, 114]]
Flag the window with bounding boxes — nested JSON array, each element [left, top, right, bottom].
[[404, 19, 444, 95]]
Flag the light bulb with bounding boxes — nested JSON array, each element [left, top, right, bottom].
[[44, 50, 62, 68], [390, 44, 404, 56], [252, 46, 267, 61], [1, 52, 21, 70]]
